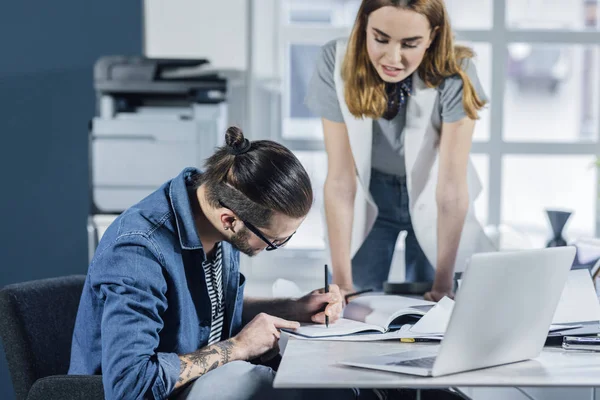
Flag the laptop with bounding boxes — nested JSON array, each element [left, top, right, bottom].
[[340, 246, 576, 377]]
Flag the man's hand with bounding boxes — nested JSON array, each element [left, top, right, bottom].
[[296, 284, 343, 324], [424, 280, 454, 302], [232, 313, 299, 360]]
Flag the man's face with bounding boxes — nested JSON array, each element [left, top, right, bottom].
[[229, 212, 304, 257], [228, 226, 255, 256]]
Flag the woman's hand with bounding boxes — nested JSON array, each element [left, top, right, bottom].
[[424, 280, 454, 302]]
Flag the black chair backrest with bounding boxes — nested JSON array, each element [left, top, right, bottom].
[[0, 275, 86, 400]]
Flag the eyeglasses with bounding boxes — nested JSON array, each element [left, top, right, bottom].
[[218, 200, 295, 251]]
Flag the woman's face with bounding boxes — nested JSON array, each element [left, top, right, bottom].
[[366, 6, 435, 83]]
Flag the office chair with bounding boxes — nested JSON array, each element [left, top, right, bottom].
[[0, 275, 104, 400]]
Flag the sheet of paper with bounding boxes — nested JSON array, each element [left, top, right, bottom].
[[409, 296, 455, 334], [343, 295, 434, 327], [283, 318, 386, 338], [574, 237, 600, 264], [552, 269, 600, 324], [279, 330, 290, 355], [548, 324, 582, 332], [285, 326, 442, 342]]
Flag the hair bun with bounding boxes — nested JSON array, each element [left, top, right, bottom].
[[225, 126, 244, 147], [225, 126, 252, 156]]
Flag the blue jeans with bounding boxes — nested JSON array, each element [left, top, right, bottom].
[[173, 360, 465, 400], [173, 360, 376, 400], [352, 169, 435, 291]]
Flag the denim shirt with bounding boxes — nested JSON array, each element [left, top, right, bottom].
[[68, 168, 246, 400]]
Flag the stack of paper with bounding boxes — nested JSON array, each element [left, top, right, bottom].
[[552, 269, 600, 324]]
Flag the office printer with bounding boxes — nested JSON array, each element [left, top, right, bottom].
[[88, 57, 230, 260]]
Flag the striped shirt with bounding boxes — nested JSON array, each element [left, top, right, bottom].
[[203, 243, 225, 345]]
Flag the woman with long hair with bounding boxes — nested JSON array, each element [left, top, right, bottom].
[[305, 0, 495, 302]]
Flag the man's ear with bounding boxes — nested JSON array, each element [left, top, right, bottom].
[[220, 211, 237, 233]]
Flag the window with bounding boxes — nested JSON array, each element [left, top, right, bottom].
[[284, 44, 323, 140], [504, 44, 599, 142], [247, 0, 600, 258], [287, 151, 328, 250], [285, 0, 360, 27], [446, 0, 493, 30], [506, 0, 600, 31], [501, 155, 597, 247]]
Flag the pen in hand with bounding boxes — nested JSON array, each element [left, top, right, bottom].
[[324, 264, 329, 328]]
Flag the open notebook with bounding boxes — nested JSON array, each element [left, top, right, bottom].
[[284, 295, 435, 339], [284, 294, 585, 342]]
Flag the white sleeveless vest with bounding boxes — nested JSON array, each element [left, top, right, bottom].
[[333, 39, 496, 272]]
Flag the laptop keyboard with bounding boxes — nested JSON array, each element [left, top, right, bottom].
[[386, 356, 436, 369]]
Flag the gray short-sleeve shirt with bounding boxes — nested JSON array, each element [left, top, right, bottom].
[[305, 39, 488, 177]]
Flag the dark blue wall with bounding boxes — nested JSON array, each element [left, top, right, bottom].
[[0, 3, 142, 398]]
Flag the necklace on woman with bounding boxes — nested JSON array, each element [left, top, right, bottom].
[[382, 75, 413, 120]]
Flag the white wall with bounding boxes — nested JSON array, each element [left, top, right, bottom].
[[144, 0, 248, 70]]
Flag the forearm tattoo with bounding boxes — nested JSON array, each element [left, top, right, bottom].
[[214, 340, 234, 364], [188, 347, 219, 375], [175, 339, 236, 389], [178, 359, 189, 384]]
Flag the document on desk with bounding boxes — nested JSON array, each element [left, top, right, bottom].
[[284, 324, 442, 342], [552, 269, 600, 324], [281, 295, 435, 340], [274, 270, 599, 336], [409, 296, 454, 335], [341, 295, 435, 328], [286, 318, 387, 338]]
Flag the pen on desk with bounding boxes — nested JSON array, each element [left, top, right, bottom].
[[400, 338, 440, 343], [324, 264, 329, 328], [344, 288, 374, 303]]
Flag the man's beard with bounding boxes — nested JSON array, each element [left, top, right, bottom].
[[228, 226, 258, 257]]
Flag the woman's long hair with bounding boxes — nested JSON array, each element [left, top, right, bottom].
[[342, 0, 485, 120]]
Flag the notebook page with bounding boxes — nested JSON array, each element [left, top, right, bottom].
[[285, 327, 442, 342], [343, 295, 434, 327], [282, 318, 385, 338]]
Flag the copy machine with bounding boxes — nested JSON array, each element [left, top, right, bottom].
[[87, 56, 230, 261]]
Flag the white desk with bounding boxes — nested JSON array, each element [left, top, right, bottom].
[[274, 339, 600, 390]]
